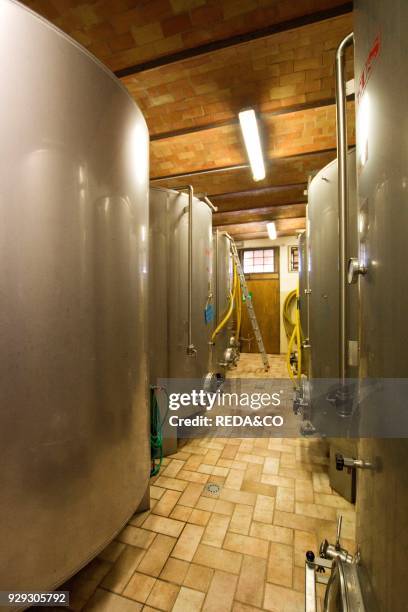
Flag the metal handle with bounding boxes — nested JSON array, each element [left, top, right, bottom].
[[319, 516, 354, 564], [335, 515, 342, 549], [348, 257, 367, 284], [335, 32, 354, 384], [174, 185, 196, 356], [336, 452, 372, 471]]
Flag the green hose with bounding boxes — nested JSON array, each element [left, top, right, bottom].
[[150, 386, 169, 477]]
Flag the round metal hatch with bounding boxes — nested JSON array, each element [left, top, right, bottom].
[[324, 558, 366, 612]]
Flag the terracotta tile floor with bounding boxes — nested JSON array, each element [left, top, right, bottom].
[[58, 355, 356, 612]]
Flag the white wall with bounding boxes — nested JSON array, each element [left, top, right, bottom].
[[240, 236, 299, 354]]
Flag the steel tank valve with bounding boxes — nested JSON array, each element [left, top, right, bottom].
[[335, 452, 373, 471], [348, 257, 367, 284]]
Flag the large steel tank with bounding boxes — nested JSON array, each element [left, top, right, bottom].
[[353, 1, 408, 609], [299, 152, 359, 502], [307, 150, 358, 382], [149, 187, 213, 382], [210, 230, 234, 376], [0, 0, 149, 595], [297, 151, 358, 442]]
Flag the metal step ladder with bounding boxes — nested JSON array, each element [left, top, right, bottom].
[[230, 241, 270, 372]]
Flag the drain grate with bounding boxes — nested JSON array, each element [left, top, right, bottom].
[[205, 483, 220, 495]]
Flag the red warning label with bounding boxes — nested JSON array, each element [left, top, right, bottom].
[[357, 34, 381, 104]]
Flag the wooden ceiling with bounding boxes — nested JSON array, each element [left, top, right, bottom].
[[23, 0, 355, 240]]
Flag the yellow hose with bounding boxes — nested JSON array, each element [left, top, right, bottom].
[[286, 284, 302, 382], [296, 285, 302, 378], [286, 325, 297, 381], [236, 271, 242, 340], [211, 262, 238, 342], [283, 289, 297, 341]]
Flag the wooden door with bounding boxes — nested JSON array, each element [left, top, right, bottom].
[[238, 251, 280, 354]]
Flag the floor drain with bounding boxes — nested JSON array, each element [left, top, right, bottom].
[[205, 483, 220, 495]]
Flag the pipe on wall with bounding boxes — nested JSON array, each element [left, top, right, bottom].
[[335, 31, 354, 384], [202, 195, 218, 212], [174, 185, 196, 356], [214, 229, 219, 325]]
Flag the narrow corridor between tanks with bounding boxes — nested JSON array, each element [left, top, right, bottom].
[[3, 2, 406, 610], [56, 356, 355, 612]]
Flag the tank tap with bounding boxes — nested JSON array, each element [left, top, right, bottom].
[[335, 453, 372, 471], [348, 257, 367, 284], [319, 516, 353, 564]]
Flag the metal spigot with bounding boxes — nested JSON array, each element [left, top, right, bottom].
[[348, 257, 367, 284], [335, 452, 372, 471], [319, 516, 353, 564], [293, 388, 310, 417], [293, 389, 302, 416]]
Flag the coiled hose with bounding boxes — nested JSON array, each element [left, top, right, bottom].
[[284, 287, 302, 383], [283, 289, 297, 341], [150, 386, 169, 476]]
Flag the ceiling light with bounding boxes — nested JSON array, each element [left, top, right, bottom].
[[238, 109, 266, 181], [267, 222, 277, 240]]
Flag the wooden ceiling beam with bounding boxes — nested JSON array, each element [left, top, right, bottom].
[[212, 186, 307, 213], [150, 99, 355, 179], [150, 162, 249, 183], [151, 150, 336, 197], [114, 3, 352, 78], [150, 98, 346, 142], [234, 229, 302, 240], [209, 183, 306, 200], [213, 203, 306, 226], [216, 197, 307, 214], [150, 148, 336, 182], [218, 217, 306, 236]]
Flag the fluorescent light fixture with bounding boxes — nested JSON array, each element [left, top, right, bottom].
[[267, 222, 277, 240], [238, 109, 266, 181]]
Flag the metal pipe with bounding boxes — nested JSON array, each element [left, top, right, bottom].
[[335, 32, 354, 384], [214, 229, 219, 325], [150, 163, 249, 182], [174, 185, 196, 356], [202, 196, 218, 212], [305, 204, 311, 345], [150, 149, 338, 183]]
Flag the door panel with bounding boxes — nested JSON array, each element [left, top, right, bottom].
[[239, 274, 280, 354]]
